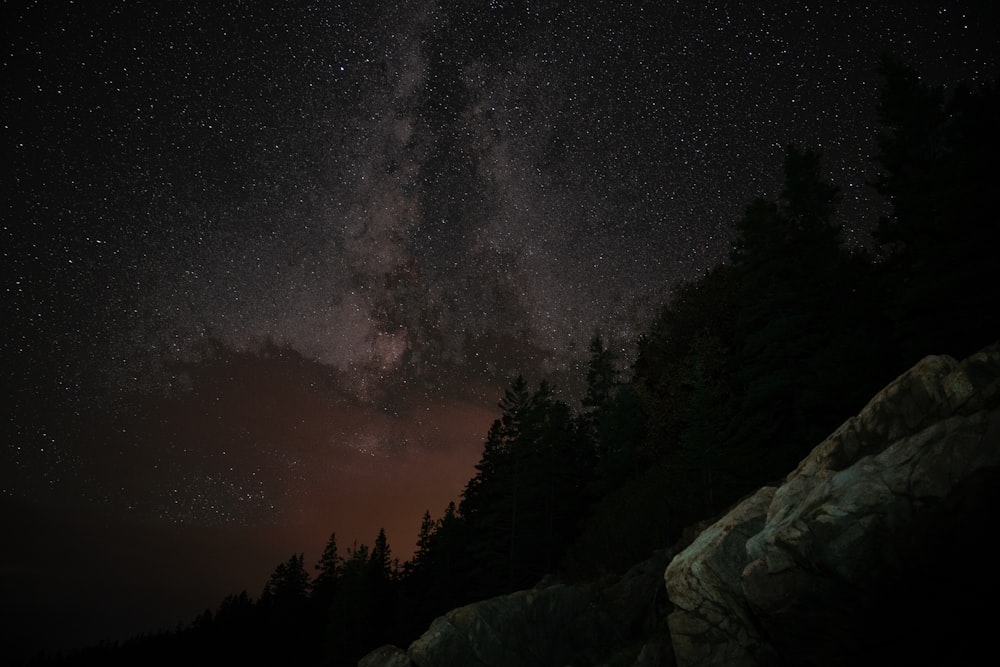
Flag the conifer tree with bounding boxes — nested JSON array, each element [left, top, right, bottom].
[[262, 552, 310, 604], [728, 145, 854, 478], [873, 57, 1000, 363], [582, 333, 618, 412], [372, 527, 393, 580], [459, 377, 594, 595], [411, 510, 436, 571], [312, 531, 343, 605]]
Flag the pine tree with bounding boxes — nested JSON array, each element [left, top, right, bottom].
[[411, 510, 436, 572], [728, 145, 855, 478], [400, 500, 469, 628], [460, 377, 594, 595], [257, 553, 312, 660], [872, 57, 1000, 363], [312, 531, 343, 604], [632, 264, 737, 467], [582, 333, 618, 412], [323, 541, 378, 661], [372, 527, 393, 580], [262, 553, 310, 603]]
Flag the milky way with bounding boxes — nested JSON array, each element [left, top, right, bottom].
[[3, 0, 998, 653]]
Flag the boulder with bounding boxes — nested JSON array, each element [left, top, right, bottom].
[[664, 487, 776, 667], [360, 549, 674, 667], [359, 645, 411, 667], [665, 342, 1000, 666]]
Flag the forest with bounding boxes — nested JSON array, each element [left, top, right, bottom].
[[26, 58, 1000, 666]]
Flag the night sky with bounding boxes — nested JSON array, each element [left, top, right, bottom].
[[3, 0, 998, 659]]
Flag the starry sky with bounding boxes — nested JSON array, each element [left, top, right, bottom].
[[3, 0, 998, 658]]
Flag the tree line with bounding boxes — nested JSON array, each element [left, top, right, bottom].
[[30, 58, 999, 667]]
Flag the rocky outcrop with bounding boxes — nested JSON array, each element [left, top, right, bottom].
[[360, 549, 674, 667], [359, 645, 411, 667], [665, 342, 1000, 666], [363, 343, 1000, 667]]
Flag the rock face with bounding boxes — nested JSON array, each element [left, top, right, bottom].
[[363, 343, 1000, 667], [665, 343, 1000, 666], [360, 549, 674, 667]]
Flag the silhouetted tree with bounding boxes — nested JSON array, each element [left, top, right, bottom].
[[315, 532, 343, 584], [578, 333, 647, 494], [460, 377, 595, 595], [726, 145, 859, 478], [311, 531, 343, 619], [402, 500, 469, 622], [255, 552, 313, 662], [412, 510, 436, 569], [674, 331, 735, 512], [873, 56, 1000, 363], [261, 552, 310, 604], [213, 590, 255, 639], [322, 541, 376, 662], [582, 333, 619, 412], [372, 527, 394, 580], [633, 265, 738, 459]]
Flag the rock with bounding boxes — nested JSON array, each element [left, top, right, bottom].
[[360, 549, 674, 667], [630, 640, 675, 667], [359, 644, 411, 667], [664, 342, 1000, 666], [664, 487, 776, 667], [407, 612, 489, 667]]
